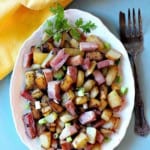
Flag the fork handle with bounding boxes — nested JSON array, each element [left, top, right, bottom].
[[130, 55, 150, 136]]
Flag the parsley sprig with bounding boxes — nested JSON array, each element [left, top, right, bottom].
[[44, 4, 96, 42]]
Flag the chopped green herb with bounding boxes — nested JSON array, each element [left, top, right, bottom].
[[62, 66, 67, 71], [115, 75, 122, 83], [54, 69, 64, 80], [44, 4, 96, 42], [104, 137, 111, 142], [66, 136, 72, 142], [120, 87, 128, 95], [70, 28, 81, 41], [53, 133, 59, 139], [115, 59, 120, 65]]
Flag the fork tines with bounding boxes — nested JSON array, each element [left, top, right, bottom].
[[119, 8, 143, 42]]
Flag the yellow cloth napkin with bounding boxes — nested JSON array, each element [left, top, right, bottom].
[[0, 0, 73, 80]]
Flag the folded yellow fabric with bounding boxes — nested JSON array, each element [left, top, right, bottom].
[[0, 0, 73, 80]]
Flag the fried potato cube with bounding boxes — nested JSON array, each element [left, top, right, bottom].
[[105, 49, 121, 60], [89, 98, 100, 108], [60, 75, 74, 91], [39, 132, 51, 149], [72, 132, 88, 149], [101, 109, 112, 121], [76, 70, 85, 88], [60, 112, 76, 123], [83, 79, 96, 92], [75, 96, 88, 105], [100, 84, 108, 100], [99, 99, 108, 111], [90, 86, 99, 98], [25, 71, 35, 90], [108, 90, 122, 108], [106, 66, 118, 86]]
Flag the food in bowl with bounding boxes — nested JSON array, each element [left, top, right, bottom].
[[20, 5, 128, 150]]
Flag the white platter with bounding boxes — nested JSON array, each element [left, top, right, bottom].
[[10, 9, 135, 150]]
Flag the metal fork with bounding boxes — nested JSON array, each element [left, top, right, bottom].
[[119, 9, 150, 136]]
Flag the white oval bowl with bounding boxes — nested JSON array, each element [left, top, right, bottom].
[[10, 9, 135, 150]]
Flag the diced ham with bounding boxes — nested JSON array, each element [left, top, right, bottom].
[[50, 49, 69, 71], [48, 81, 61, 100], [67, 66, 77, 82], [67, 55, 83, 66], [80, 42, 98, 51], [61, 141, 72, 150], [96, 131, 104, 144], [79, 111, 96, 125], [86, 52, 103, 61], [82, 58, 91, 70], [97, 59, 114, 69], [23, 52, 33, 68], [64, 100, 76, 116], [21, 90, 35, 101], [43, 69, 53, 83], [59, 125, 78, 140], [22, 113, 37, 139], [93, 70, 105, 85], [93, 120, 105, 128]]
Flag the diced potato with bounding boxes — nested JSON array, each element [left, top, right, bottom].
[[72, 132, 88, 149], [100, 84, 108, 100], [35, 71, 47, 90], [86, 35, 104, 52], [64, 48, 84, 56], [108, 90, 122, 108], [105, 49, 121, 60], [111, 82, 121, 90], [89, 98, 100, 108], [75, 96, 88, 105], [45, 112, 58, 123], [90, 86, 99, 98], [70, 38, 79, 48], [49, 101, 63, 113], [33, 48, 48, 64], [100, 128, 113, 136], [31, 105, 41, 119], [25, 71, 35, 90], [76, 70, 85, 88], [60, 112, 76, 123], [106, 66, 118, 86], [41, 106, 52, 116], [92, 143, 101, 150], [85, 61, 96, 77], [31, 88, 43, 99], [86, 127, 97, 144], [60, 75, 74, 91], [41, 51, 55, 68], [39, 132, 51, 149], [103, 117, 121, 130], [101, 109, 112, 121], [99, 99, 108, 111], [62, 90, 75, 105], [83, 79, 96, 92]]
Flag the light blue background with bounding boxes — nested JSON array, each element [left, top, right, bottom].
[[0, 0, 150, 149]]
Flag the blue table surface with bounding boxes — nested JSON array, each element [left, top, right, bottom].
[[0, 0, 150, 149]]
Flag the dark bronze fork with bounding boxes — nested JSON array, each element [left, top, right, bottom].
[[119, 9, 150, 136]]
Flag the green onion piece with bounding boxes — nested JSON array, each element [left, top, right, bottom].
[[115, 75, 122, 83], [53, 133, 59, 139], [120, 87, 128, 95], [66, 137, 72, 142], [65, 123, 71, 127], [77, 87, 85, 96], [104, 42, 111, 50], [62, 66, 67, 71], [24, 103, 30, 110], [115, 59, 120, 65], [45, 112, 58, 123], [54, 69, 64, 80], [38, 118, 47, 125]]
